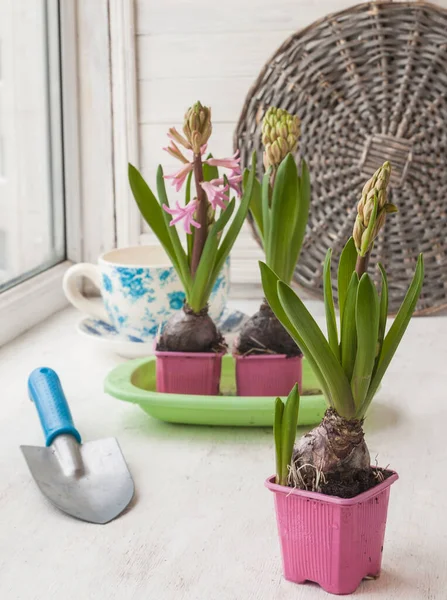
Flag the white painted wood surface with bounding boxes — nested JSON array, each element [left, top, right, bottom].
[[0, 303, 445, 599], [60, 0, 83, 264], [76, 0, 116, 263], [110, 0, 142, 248]]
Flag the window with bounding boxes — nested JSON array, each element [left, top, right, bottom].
[[0, 0, 140, 346], [0, 0, 65, 293]]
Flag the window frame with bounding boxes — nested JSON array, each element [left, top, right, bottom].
[[0, 0, 140, 346]]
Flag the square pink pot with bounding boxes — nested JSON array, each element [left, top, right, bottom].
[[265, 471, 398, 595], [155, 350, 224, 395], [235, 354, 302, 397]]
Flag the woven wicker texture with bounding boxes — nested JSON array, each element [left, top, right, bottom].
[[235, 1, 447, 315]]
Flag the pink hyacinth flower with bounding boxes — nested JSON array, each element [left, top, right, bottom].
[[163, 140, 189, 164], [211, 170, 243, 197], [200, 181, 230, 211], [164, 162, 194, 192], [163, 200, 201, 234], [205, 149, 241, 170], [167, 127, 191, 150]]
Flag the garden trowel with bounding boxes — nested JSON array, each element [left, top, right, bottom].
[[21, 367, 134, 524]]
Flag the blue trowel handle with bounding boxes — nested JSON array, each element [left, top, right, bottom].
[[28, 368, 82, 447]]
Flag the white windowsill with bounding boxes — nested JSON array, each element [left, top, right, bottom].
[[0, 261, 71, 347]]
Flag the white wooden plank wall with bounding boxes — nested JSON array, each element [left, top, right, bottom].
[[135, 0, 447, 296]]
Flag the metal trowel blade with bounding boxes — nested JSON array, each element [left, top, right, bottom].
[[21, 436, 134, 524]]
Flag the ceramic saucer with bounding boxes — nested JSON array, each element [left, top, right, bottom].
[[77, 306, 249, 359]]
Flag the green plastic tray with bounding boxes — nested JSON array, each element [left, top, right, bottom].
[[105, 355, 326, 427]]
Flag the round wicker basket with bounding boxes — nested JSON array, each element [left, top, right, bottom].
[[235, 1, 447, 315]]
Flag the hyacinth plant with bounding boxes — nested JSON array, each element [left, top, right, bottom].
[[263, 162, 424, 497], [236, 107, 310, 356], [129, 102, 256, 352]]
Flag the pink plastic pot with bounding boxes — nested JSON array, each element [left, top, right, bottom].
[[155, 350, 224, 395], [235, 354, 302, 397], [265, 471, 398, 595]]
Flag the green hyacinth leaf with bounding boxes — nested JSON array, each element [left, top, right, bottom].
[[373, 263, 389, 377], [323, 248, 339, 360], [285, 159, 310, 283], [351, 274, 380, 409], [340, 272, 359, 382], [274, 397, 284, 485], [245, 170, 263, 243], [267, 154, 299, 280], [280, 384, 300, 486], [278, 281, 355, 419], [261, 169, 272, 258], [363, 254, 424, 414], [337, 237, 357, 319]]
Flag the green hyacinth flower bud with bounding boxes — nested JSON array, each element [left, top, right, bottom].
[[261, 107, 301, 169], [183, 101, 212, 154], [357, 161, 391, 220], [353, 216, 364, 254], [354, 161, 395, 256]]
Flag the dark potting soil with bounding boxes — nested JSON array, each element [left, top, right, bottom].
[[319, 468, 393, 499], [236, 301, 302, 357]]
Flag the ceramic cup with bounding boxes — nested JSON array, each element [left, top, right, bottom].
[[63, 245, 229, 341]]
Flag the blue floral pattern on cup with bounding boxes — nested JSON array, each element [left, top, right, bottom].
[[113, 267, 155, 303], [158, 269, 175, 287], [167, 291, 186, 310], [96, 256, 230, 341], [102, 274, 113, 293]]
